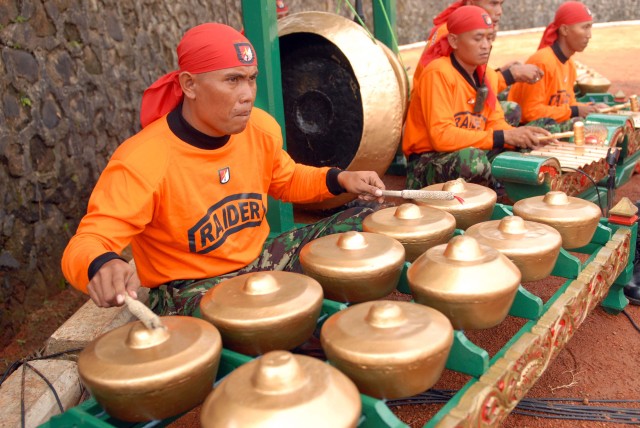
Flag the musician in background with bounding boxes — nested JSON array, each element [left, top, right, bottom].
[[508, 1, 606, 129], [412, 0, 543, 126], [403, 6, 549, 191]]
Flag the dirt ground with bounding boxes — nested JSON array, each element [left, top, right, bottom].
[[2, 23, 639, 428]]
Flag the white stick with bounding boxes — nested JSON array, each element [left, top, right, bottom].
[[380, 189, 455, 200]]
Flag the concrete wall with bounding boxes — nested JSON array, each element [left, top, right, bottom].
[[1, 0, 638, 347]]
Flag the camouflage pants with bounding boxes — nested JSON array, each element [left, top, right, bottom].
[[149, 206, 373, 316], [501, 100, 521, 127], [527, 116, 581, 133], [406, 147, 504, 190]]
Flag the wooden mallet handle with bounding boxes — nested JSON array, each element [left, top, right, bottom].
[[597, 102, 631, 113], [537, 131, 574, 142]]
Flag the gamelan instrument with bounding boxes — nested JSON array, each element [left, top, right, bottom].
[[512, 191, 601, 249], [407, 235, 521, 330], [320, 300, 453, 399], [299, 231, 405, 303], [465, 215, 562, 283], [199, 271, 324, 355], [200, 351, 361, 428], [362, 203, 456, 262], [278, 12, 407, 210], [77, 296, 222, 422], [585, 94, 640, 188], [412, 178, 497, 230], [492, 120, 626, 202]]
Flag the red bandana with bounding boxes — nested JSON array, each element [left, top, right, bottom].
[[539, 1, 593, 49], [140, 23, 257, 128], [419, 6, 496, 111]]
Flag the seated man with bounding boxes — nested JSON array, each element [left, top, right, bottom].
[[412, 0, 543, 126], [508, 1, 604, 129], [403, 6, 549, 191], [62, 23, 385, 316]]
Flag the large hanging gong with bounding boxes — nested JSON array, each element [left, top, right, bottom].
[[278, 12, 404, 209]]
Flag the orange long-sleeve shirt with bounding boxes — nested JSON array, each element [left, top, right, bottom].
[[508, 44, 578, 124], [62, 107, 334, 293], [403, 55, 512, 157]]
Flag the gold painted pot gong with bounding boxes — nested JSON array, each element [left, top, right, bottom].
[[465, 216, 562, 282], [320, 300, 453, 399], [199, 271, 323, 356], [414, 179, 497, 230], [200, 350, 361, 428], [512, 191, 601, 249], [408, 235, 521, 330], [577, 72, 611, 94], [299, 231, 405, 303], [78, 316, 222, 422], [278, 12, 403, 210], [362, 203, 456, 262]]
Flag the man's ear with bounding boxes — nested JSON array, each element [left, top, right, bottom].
[[448, 33, 459, 50], [559, 24, 569, 37], [179, 72, 196, 100]]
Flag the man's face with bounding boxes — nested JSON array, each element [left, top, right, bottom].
[[470, 0, 504, 27], [182, 66, 258, 136], [449, 28, 494, 67], [561, 21, 592, 53]]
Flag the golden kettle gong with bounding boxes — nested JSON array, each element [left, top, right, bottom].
[[321, 300, 453, 399], [200, 350, 361, 428], [78, 314, 222, 422], [512, 191, 601, 249], [199, 271, 323, 356], [414, 179, 497, 230], [408, 235, 521, 330], [362, 203, 456, 262], [299, 231, 405, 303], [465, 216, 562, 282]]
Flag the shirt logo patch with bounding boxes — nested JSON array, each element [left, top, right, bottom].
[[219, 167, 230, 184], [454, 111, 487, 129], [234, 43, 254, 64], [188, 193, 266, 254]]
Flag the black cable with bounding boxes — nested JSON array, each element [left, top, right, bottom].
[[0, 347, 84, 428], [560, 166, 605, 217], [23, 362, 65, 413], [0, 347, 84, 386], [387, 390, 640, 424], [622, 309, 640, 333]]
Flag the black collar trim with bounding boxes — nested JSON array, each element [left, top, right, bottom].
[[167, 104, 231, 150], [551, 41, 569, 64], [451, 54, 482, 89]]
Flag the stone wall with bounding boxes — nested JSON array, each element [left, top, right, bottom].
[[0, 0, 638, 347]]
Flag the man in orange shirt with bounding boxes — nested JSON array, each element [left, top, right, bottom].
[[403, 6, 549, 190], [412, 0, 543, 126], [508, 1, 604, 128], [61, 23, 385, 316]]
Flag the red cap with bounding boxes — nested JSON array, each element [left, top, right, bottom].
[[140, 23, 257, 128], [539, 1, 593, 49]]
